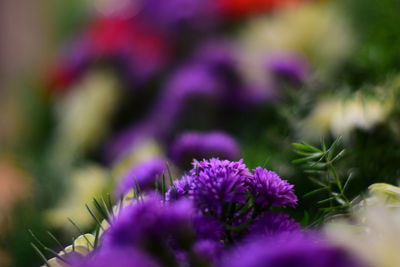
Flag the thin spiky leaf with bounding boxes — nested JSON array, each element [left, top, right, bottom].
[[101, 197, 112, 220], [166, 161, 174, 186], [308, 177, 328, 187], [85, 204, 105, 230], [31, 243, 50, 267], [317, 197, 336, 205], [46, 231, 65, 253], [94, 226, 101, 248], [67, 218, 95, 249], [303, 186, 330, 198], [292, 143, 321, 153], [343, 173, 353, 192], [93, 198, 109, 223]]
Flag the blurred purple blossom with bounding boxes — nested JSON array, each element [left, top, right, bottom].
[[193, 239, 223, 264], [267, 53, 310, 86], [73, 247, 160, 267], [104, 41, 272, 162], [49, 16, 170, 91], [116, 158, 167, 196], [245, 211, 300, 239], [221, 232, 363, 267], [169, 131, 241, 169], [138, 0, 220, 34], [102, 195, 195, 249], [193, 215, 225, 241]]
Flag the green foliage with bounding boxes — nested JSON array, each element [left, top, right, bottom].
[[293, 138, 352, 217]]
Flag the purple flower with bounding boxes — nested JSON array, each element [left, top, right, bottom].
[[73, 247, 160, 267], [116, 158, 167, 196], [102, 195, 195, 249], [103, 123, 156, 163], [104, 63, 222, 161], [193, 215, 225, 241], [193, 239, 223, 263], [194, 41, 273, 107], [169, 131, 241, 169], [245, 212, 300, 239], [189, 158, 252, 217], [166, 175, 194, 202], [103, 42, 272, 162], [138, 0, 219, 33], [267, 53, 310, 86], [220, 232, 364, 267], [248, 167, 298, 208]]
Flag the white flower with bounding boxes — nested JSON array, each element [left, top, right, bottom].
[[325, 184, 400, 267]]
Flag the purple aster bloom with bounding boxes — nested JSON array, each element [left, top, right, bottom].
[[267, 53, 310, 86], [220, 232, 364, 267], [169, 131, 241, 169], [248, 167, 298, 208], [189, 158, 252, 217], [102, 195, 195, 249], [116, 158, 167, 197], [73, 247, 160, 267], [166, 175, 194, 202], [245, 211, 301, 239]]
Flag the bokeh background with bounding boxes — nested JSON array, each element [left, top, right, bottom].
[[2, 0, 400, 266]]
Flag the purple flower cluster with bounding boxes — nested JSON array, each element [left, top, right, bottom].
[[167, 158, 297, 217], [65, 159, 363, 267]]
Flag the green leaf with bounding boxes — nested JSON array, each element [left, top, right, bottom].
[[292, 143, 322, 153]]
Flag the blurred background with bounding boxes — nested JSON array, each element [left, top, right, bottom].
[[2, 0, 400, 266]]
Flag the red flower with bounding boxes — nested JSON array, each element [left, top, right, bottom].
[[217, 0, 308, 18], [47, 16, 170, 92]]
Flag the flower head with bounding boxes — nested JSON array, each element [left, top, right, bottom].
[[189, 158, 251, 216], [248, 167, 298, 208], [166, 175, 194, 202]]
